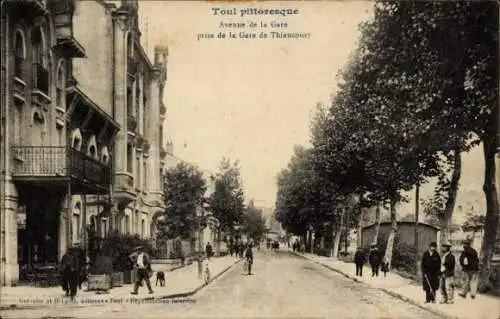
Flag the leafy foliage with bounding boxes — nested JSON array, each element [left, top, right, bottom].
[[158, 162, 207, 240], [241, 200, 267, 243], [209, 158, 245, 233]]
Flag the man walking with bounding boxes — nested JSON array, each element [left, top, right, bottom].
[[440, 242, 456, 304], [421, 242, 441, 303], [60, 245, 82, 300], [369, 245, 381, 277], [130, 246, 153, 295], [205, 242, 213, 260], [245, 243, 254, 275], [354, 247, 365, 277], [458, 238, 480, 299]]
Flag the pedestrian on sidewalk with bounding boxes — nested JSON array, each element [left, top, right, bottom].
[[129, 246, 154, 295], [59, 245, 83, 300], [369, 245, 381, 277], [440, 242, 456, 304], [354, 247, 365, 277], [458, 238, 480, 300], [421, 242, 441, 303], [205, 242, 213, 260]]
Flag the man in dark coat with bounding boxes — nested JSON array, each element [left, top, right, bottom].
[[354, 247, 365, 277], [245, 243, 254, 275], [458, 239, 480, 299], [421, 242, 441, 303], [369, 245, 381, 277], [440, 242, 456, 304], [205, 242, 213, 260], [60, 246, 82, 300]]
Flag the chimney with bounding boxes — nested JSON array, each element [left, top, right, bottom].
[[154, 45, 169, 65]]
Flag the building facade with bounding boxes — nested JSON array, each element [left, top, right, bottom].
[[0, 0, 167, 286], [69, 0, 168, 244]]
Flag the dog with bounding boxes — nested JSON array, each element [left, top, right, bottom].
[[155, 271, 165, 286]]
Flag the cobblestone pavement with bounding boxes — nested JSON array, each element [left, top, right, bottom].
[[1, 250, 444, 319]]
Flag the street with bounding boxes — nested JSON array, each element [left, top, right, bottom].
[[2, 250, 443, 319]]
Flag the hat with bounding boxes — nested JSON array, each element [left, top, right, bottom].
[[429, 242, 437, 248], [133, 245, 143, 251]]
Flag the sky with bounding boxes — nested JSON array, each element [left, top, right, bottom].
[[138, 1, 374, 208]]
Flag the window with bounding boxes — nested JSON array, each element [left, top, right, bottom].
[[56, 62, 65, 108], [135, 210, 139, 234], [143, 161, 147, 190], [90, 215, 97, 233], [127, 33, 133, 59], [136, 158, 140, 187], [159, 125, 163, 147], [127, 87, 133, 116], [72, 202, 81, 244], [14, 30, 26, 79], [127, 144, 133, 173], [101, 218, 107, 238], [125, 214, 130, 234], [32, 27, 48, 94], [141, 219, 145, 238]]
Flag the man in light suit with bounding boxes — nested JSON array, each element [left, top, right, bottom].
[[129, 246, 153, 295]]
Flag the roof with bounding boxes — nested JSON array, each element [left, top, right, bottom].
[[362, 221, 440, 231]]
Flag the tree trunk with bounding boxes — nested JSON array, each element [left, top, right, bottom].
[[384, 198, 398, 270], [333, 206, 345, 258], [440, 148, 462, 246], [372, 204, 381, 245], [479, 136, 500, 289]]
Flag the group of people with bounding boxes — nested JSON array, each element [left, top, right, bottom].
[[354, 245, 389, 277], [353, 239, 479, 305], [421, 239, 479, 304], [229, 241, 248, 258]]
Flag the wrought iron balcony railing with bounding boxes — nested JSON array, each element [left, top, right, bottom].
[[32, 62, 49, 95], [11, 146, 111, 189]]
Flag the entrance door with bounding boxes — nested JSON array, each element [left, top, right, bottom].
[[18, 190, 61, 269]]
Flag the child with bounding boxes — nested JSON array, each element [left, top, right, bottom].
[[381, 257, 389, 277]]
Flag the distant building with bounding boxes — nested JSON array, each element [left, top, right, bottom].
[[361, 221, 439, 257]]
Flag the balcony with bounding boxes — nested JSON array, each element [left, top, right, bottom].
[[11, 146, 111, 194], [31, 63, 50, 108], [114, 172, 136, 207], [3, 0, 48, 16]]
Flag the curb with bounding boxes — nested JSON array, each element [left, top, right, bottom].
[[291, 251, 454, 319], [0, 259, 242, 311], [159, 258, 242, 299]]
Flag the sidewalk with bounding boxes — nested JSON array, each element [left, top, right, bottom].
[[0, 256, 241, 309], [293, 251, 500, 319]]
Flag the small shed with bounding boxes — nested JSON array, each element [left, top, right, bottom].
[[361, 221, 439, 257]]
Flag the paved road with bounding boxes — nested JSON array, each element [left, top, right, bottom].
[[2, 250, 443, 318]]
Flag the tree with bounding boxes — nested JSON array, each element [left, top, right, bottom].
[[242, 200, 267, 243], [157, 162, 207, 241], [209, 158, 245, 236]]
